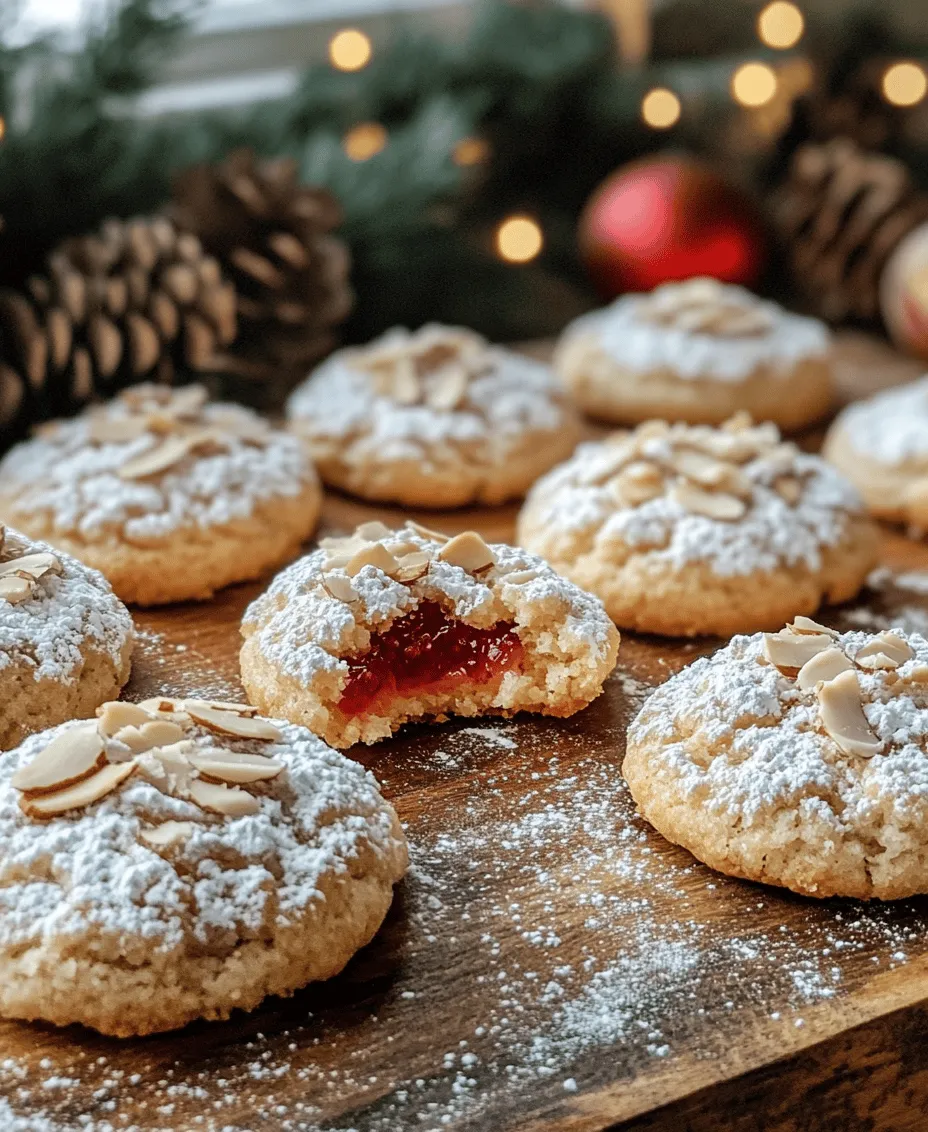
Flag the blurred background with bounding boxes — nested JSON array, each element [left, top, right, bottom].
[[0, 0, 927, 437]]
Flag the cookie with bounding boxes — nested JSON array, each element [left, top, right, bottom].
[[240, 521, 619, 748], [286, 323, 582, 508], [0, 696, 407, 1036], [0, 383, 322, 605], [0, 525, 132, 749], [555, 277, 833, 430], [516, 415, 878, 638], [624, 618, 928, 900], [824, 376, 928, 530]]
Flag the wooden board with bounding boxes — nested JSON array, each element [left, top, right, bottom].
[[5, 334, 928, 1132]]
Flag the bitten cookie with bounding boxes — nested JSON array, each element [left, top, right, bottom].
[[625, 618, 928, 900], [0, 383, 322, 605], [0, 525, 132, 749], [0, 696, 407, 1036], [286, 323, 583, 508], [824, 376, 928, 530], [555, 277, 832, 430], [240, 521, 619, 748], [517, 415, 878, 637]]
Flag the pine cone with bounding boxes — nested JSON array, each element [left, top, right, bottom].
[[0, 215, 238, 432], [774, 138, 928, 323], [170, 149, 353, 386]]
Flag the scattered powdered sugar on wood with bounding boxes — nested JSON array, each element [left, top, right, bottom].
[[3, 727, 925, 1131]]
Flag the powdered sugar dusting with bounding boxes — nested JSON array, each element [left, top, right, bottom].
[[564, 284, 830, 383], [525, 430, 863, 575], [0, 400, 314, 542], [0, 528, 132, 682], [837, 375, 928, 465]]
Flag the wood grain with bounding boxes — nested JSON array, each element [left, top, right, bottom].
[[3, 333, 928, 1132]]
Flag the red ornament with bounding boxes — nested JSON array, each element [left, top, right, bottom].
[[578, 155, 766, 297]]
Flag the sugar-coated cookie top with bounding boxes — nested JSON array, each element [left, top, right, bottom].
[[0, 698, 406, 954], [0, 526, 132, 683], [629, 620, 928, 841], [0, 384, 314, 541], [523, 416, 864, 577], [287, 323, 576, 458], [561, 278, 830, 383], [836, 375, 928, 466], [242, 521, 617, 687]]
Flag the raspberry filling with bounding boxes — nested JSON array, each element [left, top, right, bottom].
[[337, 601, 524, 718]]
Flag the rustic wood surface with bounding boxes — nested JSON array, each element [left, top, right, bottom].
[[4, 334, 928, 1132]]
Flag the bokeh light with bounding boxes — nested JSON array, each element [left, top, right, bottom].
[[342, 122, 388, 161], [328, 29, 372, 72], [495, 216, 543, 264], [882, 62, 928, 107], [453, 137, 490, 166], [757, 2, 804, 50], [731, 62, 778, 108], [641, 88, 681, 129]]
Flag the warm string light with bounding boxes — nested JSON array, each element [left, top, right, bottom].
[[453, 137, 490, 167], [757, 2, 804, 50], [342, 122, 387, 161], [328, 28, 373, 72], [882, 61, 928, 108], [731, 61, 778, 108], [495, 216, 543, 264], [641, 87, 681, 129]]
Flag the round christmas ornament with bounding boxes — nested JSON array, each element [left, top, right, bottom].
[[880, 222, 928, 361], [578, 156, 766, 299]]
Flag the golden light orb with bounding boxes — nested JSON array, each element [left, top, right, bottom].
[[641, 87, 681, 129], [342, 122, 387, 162], [453, 137, 490, 166], [495, 215, 543, 264], [731, 61, 778, 108], [882, 61, 928, 108], [757, 2, 804, 50], [328, 28, 372, 73]]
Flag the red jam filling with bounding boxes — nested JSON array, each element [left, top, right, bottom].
[[337, 601, 524, 718]]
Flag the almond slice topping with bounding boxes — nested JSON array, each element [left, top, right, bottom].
[[88, 415, 150, 444], [763, 629, 834, 671], [355, 520, 394, 542], [438, 531, 497, 573], [0, 575, 35, 604], [118, 435, 192, 480], [345, 542, 400, 578], [425, 366, 469, 411], [187, 778, 261, 817], [406, 521, 451, 544], [816, 669, 881, 759], [140, 820, 196, 848], [96, 701, 154, 737], [854, 632, 914, 670], [0, 553, 62, 580], [12, 723, 105, 795], [797, 647, 853, 692], [198, 700, 259, 716], [668, 448, 731, 487], [775, 476, 802, 505], [788, 616, 839, 637], [189, 751, 284, 785], [20, 760, 137, 819], [394, 550, 432, 583], [114, 720, 187, 752], [322, 573, 360, 604], [185, 704, 282, 742], [671, 483, 747, 521]]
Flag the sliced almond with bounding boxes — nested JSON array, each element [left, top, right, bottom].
[[12, 723, 105, 795], [354, 520, 394, 542], [186, 704, 282, 742], [139, 740, 194, 792], [425, 365, 469, 411], [789, 616, 839, 638], [169, 384, 209, 416], [763, 629, 834, 671], [406, 521, 450, 544], [854, 631, 914, 670], [346, 542, 400, 578], [197, 699, 259, 716], [87, 414, 150, 444], [96, 700, 154, 737], [387, 359, 421, 405], [394, 549, 433, 583], [775, 476, 802, 505], [137, 696, 184, 713], [668, 448, 731, 487], [610, 468, 665, 507], [322, 573, 360, 604], [0, 553, 62, 581], [189, 751, 284, 784], [579, 441, 638, 486], [140, 820, 196, 848], [188, 778, 260, 817], [797, 647, 853, 691], [114, 720, 187, 752], [502, 568, 540, 585], [0, 575, 35, 604], [438, 531, 497, 574], [20, 760, 136, 819], [118, 435, 191, 480], [816, 669, 881, 758], [671, 483, 746, 521]]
